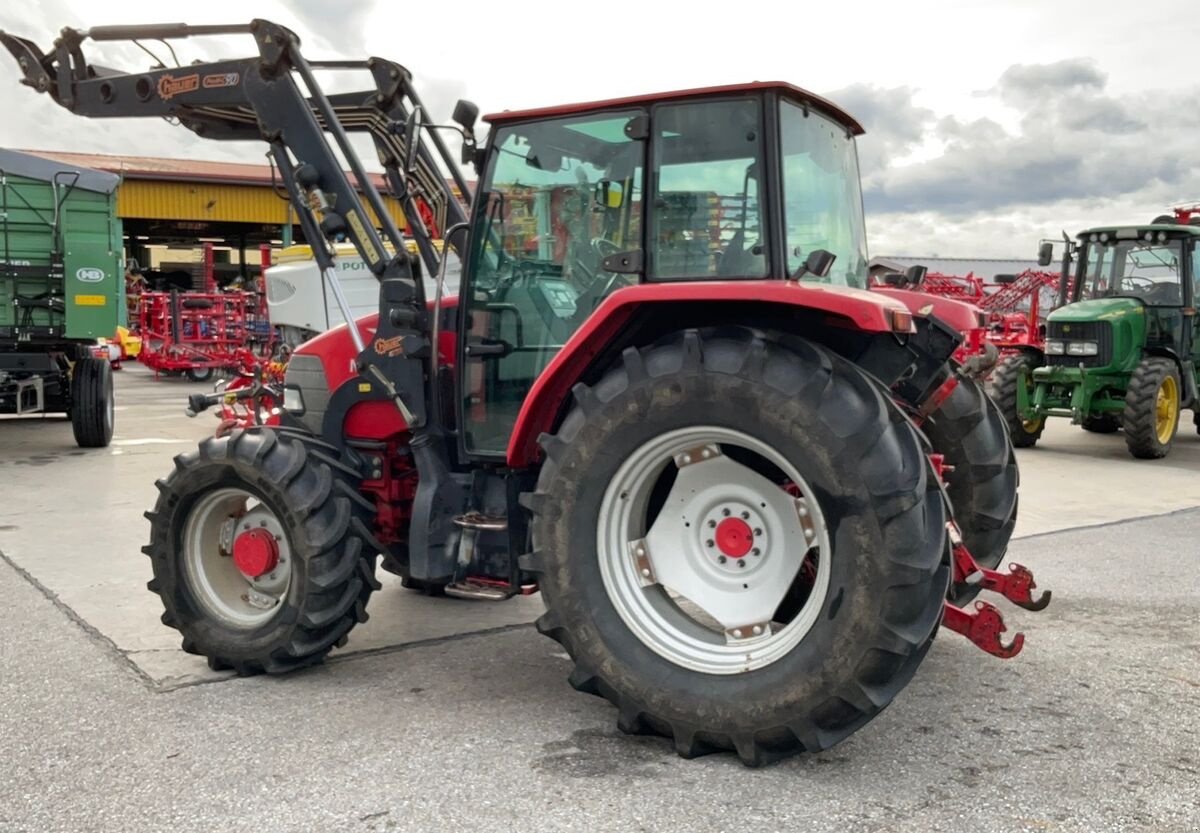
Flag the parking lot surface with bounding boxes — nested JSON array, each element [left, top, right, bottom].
[[1, 366, 1197, 832]]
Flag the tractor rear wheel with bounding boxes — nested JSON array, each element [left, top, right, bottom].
[[70, 356, 114, 448], [1081, 413, 1121, 434], [1123, 357, 1180, 459], [186, 367, 215, 383], [525, 329, 949, 765], [992, 353, 1044, 447], [143, 428, 379, 674], [921, 372, 1018, 604]]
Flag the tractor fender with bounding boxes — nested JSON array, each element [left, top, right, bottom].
[[870, 286, 985, 334], [506, 280, 911, 467], [1144, 346, 1198, 407]]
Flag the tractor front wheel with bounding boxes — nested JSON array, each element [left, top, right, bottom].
[[526, 329, 949, 765], [1123, 358, 1180, 459], [143, 429, 379, 674], [992, 353, 1044, 448]]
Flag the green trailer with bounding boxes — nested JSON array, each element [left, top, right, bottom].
[[0, 149, 122, 446], [993, 213, 1200, 459]]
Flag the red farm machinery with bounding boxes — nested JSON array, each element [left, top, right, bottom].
[[128, 242, 275, 381], [2, 20, 1045, 765]]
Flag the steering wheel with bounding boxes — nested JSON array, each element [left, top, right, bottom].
[[1120, 276, 1156, 293]]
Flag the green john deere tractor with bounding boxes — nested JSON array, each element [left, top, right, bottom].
[[993, 210, 1200, 459]]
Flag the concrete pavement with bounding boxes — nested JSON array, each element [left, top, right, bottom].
[[0, 365, 1198, 831]]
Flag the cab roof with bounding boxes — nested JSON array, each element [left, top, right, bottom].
[[483, 82, 865, 136], [1078, 224, 1200, 239]]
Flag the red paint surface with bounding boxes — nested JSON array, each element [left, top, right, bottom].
[[506, 280, 909, 467]]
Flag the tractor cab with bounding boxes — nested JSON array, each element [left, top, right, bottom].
[[458, 85, 871, 454]]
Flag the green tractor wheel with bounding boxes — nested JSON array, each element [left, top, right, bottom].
[[1123, 357, 1181, 459], [992, 353, 1045, 448]]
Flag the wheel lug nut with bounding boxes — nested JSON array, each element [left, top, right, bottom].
[[804, 528, 815, 542], [737, 559, 746, 569], [722, 508, 731, 517], [754, 528, 762, 536], [707, 520, 716, 529], [706, 539, 714, 548], [752, 548, 761, 556], [741, 511, 749, 520], [718, 555, 727, 564], [732, 628, 742, 638], [752, 625, 763, 636]]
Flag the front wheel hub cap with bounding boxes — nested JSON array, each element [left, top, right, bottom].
[[232, 528, 280, 579]]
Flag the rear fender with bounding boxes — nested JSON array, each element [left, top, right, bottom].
[[871, 286, 985, 335], [505, 280, 913, 467]]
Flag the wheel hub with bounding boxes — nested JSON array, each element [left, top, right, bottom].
[[232, 527, 280, 579], [714, 515, 753, 558]]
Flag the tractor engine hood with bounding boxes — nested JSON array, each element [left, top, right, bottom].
[[1047, 296, 1145, 324]]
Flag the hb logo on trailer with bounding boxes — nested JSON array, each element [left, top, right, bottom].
[[76, 267, 105, 283]]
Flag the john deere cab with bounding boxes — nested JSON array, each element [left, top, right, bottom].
[[993, 210, 1200, 458]]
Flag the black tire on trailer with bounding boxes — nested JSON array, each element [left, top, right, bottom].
[[1123, 357, 1180, 459], [921, 371, 1018, 605], [70, 356, 114, 448], [143, 428, 381, 674], [524, 328, 949, 766], [1151, 214, 1177, 225], [186, 367, 215, 383], [1081, 413, 1121, 433], [992, 353, 1045, 448]]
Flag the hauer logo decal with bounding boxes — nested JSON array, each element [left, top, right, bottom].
[[374, 336, 405, 357], [202, 72, 240, 90], [157, 73, 200, 100], [76, 267, 105, 283]]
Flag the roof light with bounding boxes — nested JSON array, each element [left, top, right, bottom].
[[1099, 232, 1109, 243]]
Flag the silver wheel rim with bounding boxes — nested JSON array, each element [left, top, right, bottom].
[[182, 487, 293, 629], [597, 425, 832, 675]]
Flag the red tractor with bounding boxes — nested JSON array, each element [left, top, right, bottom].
[[3, 21, 1042, 765]]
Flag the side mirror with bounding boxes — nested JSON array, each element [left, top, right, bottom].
[[1037, 241, 1054, 267], [402, 106, 423, 174], [452, 99, 479, 133], [882, 272, 907, 287], [994, 273, 1018, 285], [904, 264, 927, 287], [796, 248, 836, 279]]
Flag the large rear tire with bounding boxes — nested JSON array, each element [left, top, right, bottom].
[[992, 353, 1044, 448], [70, 356, 114, 448], [1123, 357, 1180, 459], [143, 429, 380, 674], [525, 329, 949, 765], [921, 372, 1018, 604]]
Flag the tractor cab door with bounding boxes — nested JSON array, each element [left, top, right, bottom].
[[458, 110, 647, 456], [457, 97, 774, 457]]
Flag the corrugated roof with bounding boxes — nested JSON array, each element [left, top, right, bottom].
[[21, 149, 392, 190], [0, 148, 119, 194], [870, 256, 1044, 280]]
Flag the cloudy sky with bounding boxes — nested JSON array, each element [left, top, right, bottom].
[[0, 0, 1195, 257]]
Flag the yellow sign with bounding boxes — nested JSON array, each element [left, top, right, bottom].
[[74, 295, 107, 306], [358, 382, 372, 393]]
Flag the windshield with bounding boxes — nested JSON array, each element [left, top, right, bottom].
[[780, 100, 868, 288], [1080, 238, 1184, 306]]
